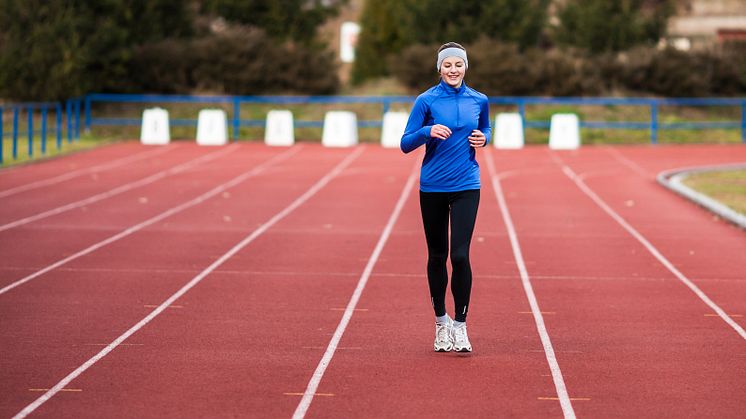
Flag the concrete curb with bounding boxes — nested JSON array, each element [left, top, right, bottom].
[[657, 163, 746, 230]]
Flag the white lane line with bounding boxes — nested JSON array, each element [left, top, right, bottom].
[[485, 148, 577, 419], [554, 156, 746, 341], [12, 265, 737, 284], [12, 147, 365, 419], [0, 144, 239, 233], [292, 161, 419, 419], [602, 147, 654, 179], [0, 145, 176, 199], [0, 146, 301, 296]]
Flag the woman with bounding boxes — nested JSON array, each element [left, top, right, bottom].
[[401, 42, 491, 353]]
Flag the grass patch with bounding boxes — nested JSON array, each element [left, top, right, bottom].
[[85, 100, 746, 146], [1, 134, 113, 168], [683, 169, 746, 215], [4, 86, 743, 166]]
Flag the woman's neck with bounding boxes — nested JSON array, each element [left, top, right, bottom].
[[441, 79, 463, 90]]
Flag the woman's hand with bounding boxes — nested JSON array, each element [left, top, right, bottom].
[[469, 129, 486, 148], [430, 124, 452, 140]]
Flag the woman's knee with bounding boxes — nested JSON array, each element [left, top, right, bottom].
[[450, 248, 470, 267], [428, 251, 448, 265]]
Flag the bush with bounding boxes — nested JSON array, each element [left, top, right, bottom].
[[392, 40, 745, 97], [388, 43, 439, 93], [200, 0, 346, 44], [130, 29, 339, 95], [0, 0, 194, 101], [391, 39, 604, 96], [533, 50, 604, 96], [353, 0, 549, 83], [554, 0, 673, 53], [130, 39, 195, 94], [724, 41, 746, 90], [465, 40, 539, 95], [0, 0, 341, 100], [620, 47, 742, 97]]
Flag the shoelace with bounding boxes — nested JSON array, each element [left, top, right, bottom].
[[436, 323, 450, 342], [453, 325, 468, 344]]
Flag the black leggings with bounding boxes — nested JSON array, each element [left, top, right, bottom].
[[419, 189, 480, 322]]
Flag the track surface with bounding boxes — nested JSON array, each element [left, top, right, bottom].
[[1, 142, 744, 418]]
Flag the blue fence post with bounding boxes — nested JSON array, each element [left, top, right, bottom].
[[41, 107, 48, 154], [56, 103, 62, 149], [74, 99, 81, 140], [650, 101, 658, 144], [232, 97, 240, 141], [0, 106, 4, 164], [12, 107, 19, 159], [84, 95, 92, 134], [741, 100, 746, 144], [518, 99, 526, 134], [34, 94, 746, 145], [66, 101, 72, 143], [28, 106, 34, 157]]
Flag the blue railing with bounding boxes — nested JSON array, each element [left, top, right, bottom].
[[490, 96, 746, 144], [0, 98, 84, 165], [84, 93, 746, 145], [84, 94, 413, 141], [3, 94, 745, 165]]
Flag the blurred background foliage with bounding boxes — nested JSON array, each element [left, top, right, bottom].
[[553, 0, 673, 53], [0, 0, 346, 100], [0, 0, 744, 100], [353, 0, 551, 83], [357, 0, 745, 97], [390, 39, 745, 97]]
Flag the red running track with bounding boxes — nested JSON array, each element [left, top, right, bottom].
[[0, 142, 744, 418]]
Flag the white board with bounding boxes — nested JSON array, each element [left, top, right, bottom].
[[264, 110, 295, 146], [196, 109, 228, 146], [494, 113, 524, 149], [140, 108, 170, 145], [322, 111, 358, 147], [381, 112, 408, 148], [340, 22, 361, 63], [549, 113, 580, 149]]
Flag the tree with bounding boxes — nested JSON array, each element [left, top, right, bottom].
[[351, 0, 411, 83], [200, 0, 347, 44], [0, 0, 194, 100], [480, 0, 551, 48], [554, 0, 674, 53], [352, 0, 550, 83]]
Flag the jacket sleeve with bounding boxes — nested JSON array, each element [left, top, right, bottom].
[[479, 97, 492, 147], [400, 95, 432, 154]]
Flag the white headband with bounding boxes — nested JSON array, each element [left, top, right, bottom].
[[437, 47, 468, 71]]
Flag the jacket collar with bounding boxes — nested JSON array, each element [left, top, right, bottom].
[[438, 79, 466, 95]]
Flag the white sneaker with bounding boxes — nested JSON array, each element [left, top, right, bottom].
[[434, 316, 453, 352], [452, 323, 472, 352]]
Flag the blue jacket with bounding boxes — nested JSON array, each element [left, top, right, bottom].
[[401, 80, 491, 192]]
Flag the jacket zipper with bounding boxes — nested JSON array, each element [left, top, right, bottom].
[[455, 91, 460, 127]]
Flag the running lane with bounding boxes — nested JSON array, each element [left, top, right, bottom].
[[0, 142, 172, 192], [490, 146, 746, 418], [602, 144, 746, 177], [560, 145, 746, 323], [0, 143, 278, 291], [298, 151, 566, 418], [15, 146, 417, 418], [0, 144, 351, 418], [0, 143, 213, 223]]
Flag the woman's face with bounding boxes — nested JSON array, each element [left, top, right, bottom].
[[439, 56, 466, 88]]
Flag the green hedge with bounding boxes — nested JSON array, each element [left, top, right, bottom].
[[131, 29, 339, 95], [391, 39, 746, 97]]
